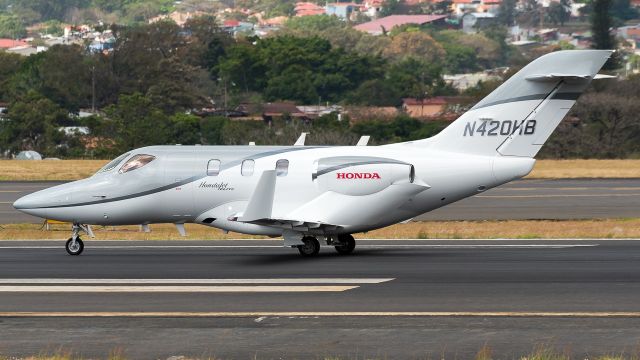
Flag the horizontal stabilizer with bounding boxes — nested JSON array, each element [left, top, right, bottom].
[[525, 73, 591, 82], [594, 74, 616, 80], [238, 170, 276, 222]]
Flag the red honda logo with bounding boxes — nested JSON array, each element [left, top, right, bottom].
[[336, 172, 381, 179]]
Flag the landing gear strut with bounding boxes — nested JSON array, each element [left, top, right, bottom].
[[297, 236, 320, 256], [66, 223, 92, 256], [334, 234, 356, 255]]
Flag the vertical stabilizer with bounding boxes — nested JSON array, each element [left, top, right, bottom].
[[419, 50, 612, 157]]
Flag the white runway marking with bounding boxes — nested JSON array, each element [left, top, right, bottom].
[[0, 278, 394, 284], [0, 285, 358, 293], [477, 193, 640, 198], [0, 244, 598, 249], [2, 311, 640, 318]]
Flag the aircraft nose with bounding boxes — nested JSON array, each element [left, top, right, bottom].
[[13, 193, 34, 210], [13, 192, 50, 219]]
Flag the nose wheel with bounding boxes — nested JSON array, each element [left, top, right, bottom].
[[65, 237, 84, 256], [65, 223, 93, 256]]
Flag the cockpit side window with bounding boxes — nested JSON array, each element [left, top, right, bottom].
[[119, 154, 156, 174], [98, 152, 130, 173]]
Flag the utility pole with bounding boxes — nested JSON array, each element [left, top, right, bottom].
[[224, 78, 228, 111], [91, 65, 96, 113]]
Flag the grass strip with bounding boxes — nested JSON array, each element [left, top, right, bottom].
[[1, 219, 639, 240]]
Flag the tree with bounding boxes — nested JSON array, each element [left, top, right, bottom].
[[0, 52, 24, 102], [217, 41, 265, 94], [379, 0, 402, 17], [200, 116, 227, 145], [284, 15, 345, 32], [383, 31, 445, 64], [111, 21, 212, 112], [547, 0, 570, 26], [0, 14, 26, 38], [610, 0, 639, 21], [264, 64, 318, 103], [30, 45, 92, 112], [182, 15, 232, 69], [0, 91, 69, 156], [386, 57, 444, 99], [347, 79, 400, 106], [170, 113, 201, 145], [103, 93, 170, 152], [112, 21, 187, 94], [498, 0, 517, 26], [591, 0, 615, 50]]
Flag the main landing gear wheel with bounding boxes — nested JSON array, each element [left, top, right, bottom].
[[335, 234, 356, 255], [297, 236, 320, 257], [66, 237, 84, 256]]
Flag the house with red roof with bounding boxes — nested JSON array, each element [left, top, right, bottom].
[[0, 39, 28, 49], [402, 97, 472, 119], [294, 2, 326, 16], [353, 15, 448, 35]]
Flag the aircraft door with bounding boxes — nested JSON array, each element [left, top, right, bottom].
[[162, 150, 196, 221]]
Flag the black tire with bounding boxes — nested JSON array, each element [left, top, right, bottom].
[[66, 237, 84, 256], [335, 234, 356, 255], [297, 236, 320, 256]]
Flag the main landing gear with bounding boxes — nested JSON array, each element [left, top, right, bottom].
[[297, 236, 320, 256], [296, 234, 356, 256], [65, 223, 92, 256], [334, 234, 356, 255]]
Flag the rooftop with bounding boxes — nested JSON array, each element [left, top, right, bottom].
[[0, 39, 28, 49], [354, 15, 448, 34]]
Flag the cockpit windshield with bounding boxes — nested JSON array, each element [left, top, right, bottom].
[[97, 152, 130, 173], [119, 154, 156, 174]]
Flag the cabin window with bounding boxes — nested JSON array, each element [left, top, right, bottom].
[[241, 159, 255, 176], [276, 159, 289, 177], [118, 154, 156, 174], [207, 159, 221, 176]]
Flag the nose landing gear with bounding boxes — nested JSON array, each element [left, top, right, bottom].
[[66, 224, 93, 256], [66, 237, 84, 255]]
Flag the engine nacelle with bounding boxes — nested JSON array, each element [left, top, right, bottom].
[[313, 156, 414, 196]]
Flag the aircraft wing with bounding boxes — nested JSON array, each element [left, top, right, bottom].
[[233, 168, 428, 231]]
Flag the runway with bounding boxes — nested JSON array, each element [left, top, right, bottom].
[[2, 179, 640, 223], [1, 239, 640, 358]]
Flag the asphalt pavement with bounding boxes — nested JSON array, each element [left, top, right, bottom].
[[2, 179, 640, 223], [1, 239, 640, 358]]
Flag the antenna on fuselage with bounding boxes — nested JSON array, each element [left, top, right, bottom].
[[356, 135, 370, 146], [294, 132, 308, 146]]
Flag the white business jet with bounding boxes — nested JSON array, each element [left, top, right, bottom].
[[13, 50, 612, 256]]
